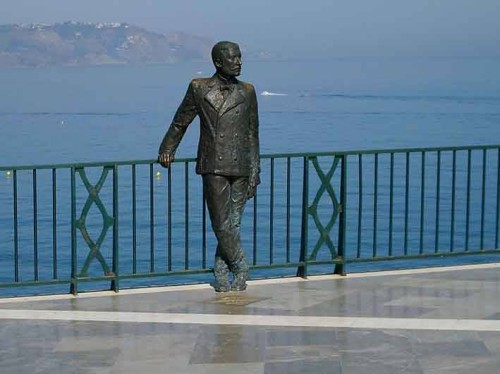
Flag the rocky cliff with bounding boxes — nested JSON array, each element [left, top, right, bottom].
[[0, 22, 214, 67]]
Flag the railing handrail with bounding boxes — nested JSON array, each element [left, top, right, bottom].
[[1, 143, 499, 171]]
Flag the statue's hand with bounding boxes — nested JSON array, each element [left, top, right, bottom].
[[158, 152, 174, 168], [247, 174, 260, 200]]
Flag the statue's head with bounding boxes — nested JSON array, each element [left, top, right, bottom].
[[211, 41, 242, 78]]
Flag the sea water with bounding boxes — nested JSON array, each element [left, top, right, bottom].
[[1, 58, 499, 165]]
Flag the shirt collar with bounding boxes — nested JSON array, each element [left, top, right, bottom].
[[215, 72, 238, 86]]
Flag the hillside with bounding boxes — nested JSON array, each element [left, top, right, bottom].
[[0, 22, 214, 67]]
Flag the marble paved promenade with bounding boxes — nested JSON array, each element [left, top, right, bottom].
[[0, 263, 500, 374]]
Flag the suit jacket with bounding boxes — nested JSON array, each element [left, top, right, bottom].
[[159, 74, 260, 181]]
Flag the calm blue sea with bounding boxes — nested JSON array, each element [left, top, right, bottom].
[[1, 58, 499, 165], [0, 58, 499, 295]]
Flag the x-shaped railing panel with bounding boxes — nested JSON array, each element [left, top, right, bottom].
[[74, 167, 114, 277], [308, 156, 342, 260]]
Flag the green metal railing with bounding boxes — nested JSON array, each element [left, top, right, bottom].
[[0, 144, 499, 295], [344, 145, 500, 264]]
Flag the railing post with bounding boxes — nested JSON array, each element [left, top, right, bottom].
[[150, 163, 155, 272], [335, 154, 347, 275], [111, 165, 119, 292], [70, 167, 78, 295], [13, 170, 19, 283], [297, 156, 309, 278]]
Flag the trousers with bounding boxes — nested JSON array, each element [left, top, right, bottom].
[[203, 174, 250, 291]]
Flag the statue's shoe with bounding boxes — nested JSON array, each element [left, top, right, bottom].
[[212, 282, 231, 292], [231, 274, 248, 291], [230, 258, 249, 292], [230, 284, 247, 292]]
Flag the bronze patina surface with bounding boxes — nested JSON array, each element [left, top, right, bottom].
[[159, 41, 260, 292]]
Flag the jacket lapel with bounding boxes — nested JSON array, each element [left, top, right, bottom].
[[219, 85, 245, 117], [203, 77, 221, 112]]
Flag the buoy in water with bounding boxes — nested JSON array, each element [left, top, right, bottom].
[[6, 171, 12, 177], [155, 171, 162, 178]]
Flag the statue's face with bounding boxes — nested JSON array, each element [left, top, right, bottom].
[[215, 45, 242, 77]]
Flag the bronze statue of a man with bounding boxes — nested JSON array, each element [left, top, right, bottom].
[[158, 41, 260, 292]]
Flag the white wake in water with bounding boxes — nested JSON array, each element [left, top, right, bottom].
[[260, 90, 288, 96]]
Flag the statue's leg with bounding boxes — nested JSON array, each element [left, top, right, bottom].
[[203, 174, 250, 291], [203, 174, 234, 292], [228, 176, 250, 291]]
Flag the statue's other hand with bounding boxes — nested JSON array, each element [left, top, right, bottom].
[[158, 152, 174, 168], [246, 176, 260, 200]]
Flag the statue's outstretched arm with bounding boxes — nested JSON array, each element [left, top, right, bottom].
[[158, 81, 198, 168]]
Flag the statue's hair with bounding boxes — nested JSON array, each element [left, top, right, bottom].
[[211, 41, 239, 64]]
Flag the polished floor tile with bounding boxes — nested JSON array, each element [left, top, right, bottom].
[[190, 326, 266, 364], [0, 263, 499, 373], [264, 359, 342, 374], [266, 328, 338, 346]]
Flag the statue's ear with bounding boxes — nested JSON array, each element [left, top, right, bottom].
[[214, 58, 222, 68]]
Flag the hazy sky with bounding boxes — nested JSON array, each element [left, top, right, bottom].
[[1, 0, 499, 58]]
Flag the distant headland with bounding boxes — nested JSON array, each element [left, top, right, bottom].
[[0, 21, 275, 67]]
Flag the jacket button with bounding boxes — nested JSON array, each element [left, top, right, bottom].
[[218, 156, 223, 160], [219, 133, 224, 138], [235, 133, 238, 137]]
